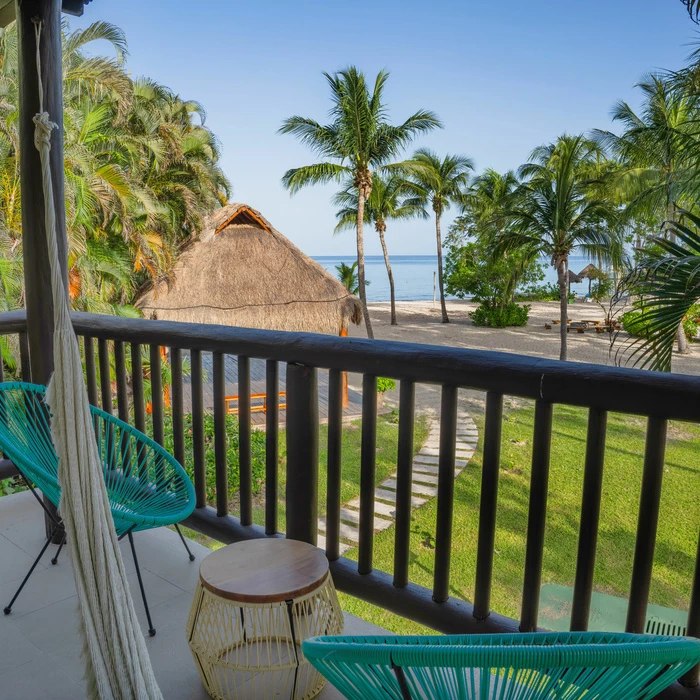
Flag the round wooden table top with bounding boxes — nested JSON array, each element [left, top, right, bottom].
[[199, 539, 330, 604]]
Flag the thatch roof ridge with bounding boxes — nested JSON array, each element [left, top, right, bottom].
[[136, 202, 362, 335], [206, 202, 350, 285], [577, 263, 601, 278]]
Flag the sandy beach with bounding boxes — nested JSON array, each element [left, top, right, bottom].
[[348, 299, 700, 376]]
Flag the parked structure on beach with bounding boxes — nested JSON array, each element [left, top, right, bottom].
[[138, 203, 362, 335]]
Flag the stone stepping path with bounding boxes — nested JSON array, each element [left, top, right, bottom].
[[317, 411, 478, 556]]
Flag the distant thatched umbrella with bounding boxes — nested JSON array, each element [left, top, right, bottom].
[[137, 203, 362, 335], [577, 263, 601, 279], [565, 268, 584, 294], [577, 264, 602, 294]]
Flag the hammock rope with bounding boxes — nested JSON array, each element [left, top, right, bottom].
[[32, 19, 163, 699]]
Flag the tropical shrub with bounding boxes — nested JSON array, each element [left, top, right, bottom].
[[160, 412, 267, 506], [682, 303, 700, 341], [516, 282, 575, 302], [471, 302, 530, 328], [445, 227, 542, 325], [376, 377, 396, 393], [621, 310, 652, 338]]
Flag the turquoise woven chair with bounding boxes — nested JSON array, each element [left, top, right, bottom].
[[0, 382, 196, 635], [303, 632, 700, 699]]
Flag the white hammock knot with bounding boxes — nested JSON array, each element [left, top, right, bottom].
[[33, 111, 56, 151]]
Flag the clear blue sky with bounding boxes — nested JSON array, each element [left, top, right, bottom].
[[72, 0, 695, 256]]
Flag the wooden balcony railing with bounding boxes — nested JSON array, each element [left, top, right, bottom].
[[0, 309, 697, 697]]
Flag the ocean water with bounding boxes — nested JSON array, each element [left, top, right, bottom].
[[314, 255, 595, 302]]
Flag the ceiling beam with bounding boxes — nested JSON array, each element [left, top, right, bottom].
[[0, 0, 93, 27]]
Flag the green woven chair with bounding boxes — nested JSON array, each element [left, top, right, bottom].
[[303, 631, 700, 699], [0, 382, 196, 635]]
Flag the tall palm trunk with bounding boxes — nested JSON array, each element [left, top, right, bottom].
[[376, 221, 397, 325], [434, 208, 449, 323], [557, 256, 568, 361], [357, 188, 374, 339], [665, 203, 689, 356], [676, 324, 689, 355]]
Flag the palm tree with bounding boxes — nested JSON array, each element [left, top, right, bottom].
[[498, 135, 618, 361], [683, 0, 700, 20], [334, 175, 426, 325], [402, 149, 474, 323], [0, 21, 229, 315], [279, 67, 441, 338], [336, 261, 360, 295], [462, 168, 519, 234], [619, 209, 700, 370], [593, 76, 697, 353]]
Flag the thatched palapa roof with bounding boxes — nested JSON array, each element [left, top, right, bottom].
[[577, 264, 601, 279], [137, 203, 362, 335]]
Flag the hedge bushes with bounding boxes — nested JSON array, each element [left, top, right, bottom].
[[161, 412, 268, 505], [623, 306, 700, 341], [470, 302, 530, 328], [621, 310, 652, 338]]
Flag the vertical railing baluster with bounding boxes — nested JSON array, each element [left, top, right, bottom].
[[681, 533, 700, 688], [114, 341, 129, 423], [626, 416, 667, 633], [433, 385, 458, 603], [474, 391, 503, 619], [520, 399, 553, 632], [571, 407, 607, 631], [149, 344, 164, 446], [98, 338, 112, 414], [171, 348, 185, 468], [84, 337, 98, 407], [130, 343, 145, 434], [191, 350, 206, 508], [325, 368, 343, 560], [213, 352, 228, 517], [238, 356, 252, 525], [393, 380, 415, 588], [19, 331, 31, 382], [0, 341, 5, 383], [113, 340, 131, 469], [265, 360, 280, 535], [285, 363, 318, 544], [358, 374, 377, 575]]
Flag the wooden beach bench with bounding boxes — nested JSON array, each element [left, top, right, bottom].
[[567, 322, 588, 334], [225, 392, 287, 415]]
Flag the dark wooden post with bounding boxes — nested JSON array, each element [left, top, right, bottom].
[[285, 363, 318, 545], [16, 0, 69, 540]]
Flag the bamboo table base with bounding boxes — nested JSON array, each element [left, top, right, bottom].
[[187, 539, 344, 700]]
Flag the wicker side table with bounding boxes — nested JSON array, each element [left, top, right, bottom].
[[187, 539, 343, 700]]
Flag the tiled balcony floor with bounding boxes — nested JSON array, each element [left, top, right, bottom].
[[0, 491, 387, 699]]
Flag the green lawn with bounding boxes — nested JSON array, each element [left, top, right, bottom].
[[249, 411, 429, 529], [340, 401, 700, 634], [178, 411, 429, 547]]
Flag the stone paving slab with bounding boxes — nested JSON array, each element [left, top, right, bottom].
[[317, 413, 479, 555]]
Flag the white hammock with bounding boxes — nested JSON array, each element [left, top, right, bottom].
[[32, 19, 163, 700]]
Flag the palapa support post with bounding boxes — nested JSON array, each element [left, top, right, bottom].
[[16, 0, 68, 542], [340, 324, 349, 408]]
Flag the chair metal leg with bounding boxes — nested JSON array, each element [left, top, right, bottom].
[[174, 523, 196, 562], [51, 531, 66, 565], [4, 529, 55, 614], [128, 531, 156, 636]]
